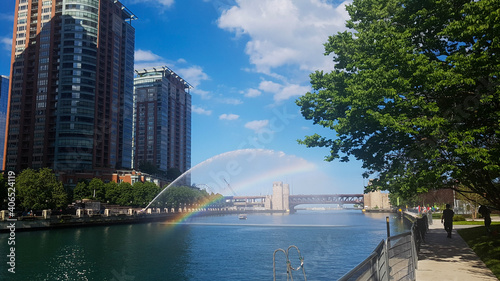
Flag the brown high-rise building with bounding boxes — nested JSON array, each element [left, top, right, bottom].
[[4, 0, 136, 173], [133, 67, 192, 175]]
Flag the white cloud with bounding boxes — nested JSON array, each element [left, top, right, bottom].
[[157, 0, 175, 7], [193, 88, 211, 99], [128, 0, 174, 9], [258, 79, 310, 102], [192, 105, 212, 115], [244, 120, 269, 133], [218, 97, 243, 105], [217, 0, 351, 74], [219, 113, 239, 120], [133, 49, 169, 71], [258, 80, 282, 93], [177, 65, 210, 88], [244, 88, 261, 98], [133, 50, 211, 98], [1, 37, 12, 51], [274, 84, 310, 102], [135, 49, 163, 61]]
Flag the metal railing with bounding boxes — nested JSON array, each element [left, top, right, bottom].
[[337, 213, 431, 281]]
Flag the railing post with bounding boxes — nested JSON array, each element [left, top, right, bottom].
[[386, 216, 390, 238]]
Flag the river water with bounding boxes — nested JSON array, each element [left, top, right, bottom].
[[0, 210, 409, 281]]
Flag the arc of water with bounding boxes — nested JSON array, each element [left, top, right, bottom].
[[142, 149, 261, 211], [141, 148, 317, 211]]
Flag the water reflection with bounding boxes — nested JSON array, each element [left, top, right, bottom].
[[0, 211, 408, 280]]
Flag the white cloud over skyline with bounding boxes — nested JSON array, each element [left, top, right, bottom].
[[192, 105, 212, 115], [244, 119, 270, 133], [127, 0, 174, 9], [219, 113, 239, 120], [217, 0, 351, 75], [134, 49, 211, 98]]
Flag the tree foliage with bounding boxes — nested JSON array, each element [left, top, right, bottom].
[[115, 182, 134, 206], [73, 181, 91, 201], [88, 178, 106, 201], [157, 186, 215, 209], [74, 180, 159, 207], [16, 168, 68, 210], [296, 0, 500, 209], [132, 181, 161, 206], [11, 168, 217, 209]]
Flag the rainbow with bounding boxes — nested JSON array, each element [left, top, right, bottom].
[[145, 149, 319, 226], [229, 159, 316, 195]]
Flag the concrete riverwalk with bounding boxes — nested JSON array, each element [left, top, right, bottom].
[[416, 219, 498, 281]]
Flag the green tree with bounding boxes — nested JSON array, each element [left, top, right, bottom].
[[296, 0, 500, 209], [132, 182, 148, 206], [134, 181, 161, 208], [73, 181, 91, 201], [88, 178, 105, 201], [161, 186, 198, 209], [16, 168, 68, 210], [116, 182, 134, 206], [104, 181, 119, 204]]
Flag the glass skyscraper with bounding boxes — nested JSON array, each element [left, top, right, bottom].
[[133, 67, 192, 174], [4, 0, 136, 173], [0, 75, 9, 167]]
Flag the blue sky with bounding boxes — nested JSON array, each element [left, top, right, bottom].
[[0, 0, 368, 195]]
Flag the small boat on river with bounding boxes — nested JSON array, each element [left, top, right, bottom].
[[238, 214, 247, 220]]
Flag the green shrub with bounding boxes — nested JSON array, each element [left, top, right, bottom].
[[453, 215, 466, 221]]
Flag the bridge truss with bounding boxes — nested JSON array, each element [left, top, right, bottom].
[[288, 194, 364, 210]]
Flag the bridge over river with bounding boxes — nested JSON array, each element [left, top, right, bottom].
[[228, 193, 364, 213], [227, 182, 389, 212], [288, 194, 364, 211]]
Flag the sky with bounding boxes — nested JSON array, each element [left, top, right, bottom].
[[0, 0, 369, 196]]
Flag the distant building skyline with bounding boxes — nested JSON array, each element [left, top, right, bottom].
[[4, 0, 136, 174], [133, 67, 192, 174]]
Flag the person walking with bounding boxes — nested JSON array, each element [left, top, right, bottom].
[[441, 204, 454, 238], [478, 205, 492, 233]]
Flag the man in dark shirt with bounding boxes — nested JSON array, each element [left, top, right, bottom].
[[441, 204, 454, 238]]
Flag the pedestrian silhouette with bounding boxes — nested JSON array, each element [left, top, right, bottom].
[[478, 205, 491, 233], [441, 204, 454, 238]]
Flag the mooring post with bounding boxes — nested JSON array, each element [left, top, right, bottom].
[[386, 216, 390, 238]]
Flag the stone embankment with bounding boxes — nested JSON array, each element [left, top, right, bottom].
[[0, 207, 279, 233]]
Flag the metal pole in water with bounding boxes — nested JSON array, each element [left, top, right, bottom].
[[386, 216, 390, 237]]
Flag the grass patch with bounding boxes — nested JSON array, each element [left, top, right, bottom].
[[457, 225, 500, 279], [454, 221, 500, 226]]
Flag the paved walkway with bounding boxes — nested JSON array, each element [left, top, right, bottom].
[[416, 219, 498, 280]]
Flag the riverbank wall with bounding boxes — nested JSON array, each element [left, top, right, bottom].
[[0, 209, 287, 233]]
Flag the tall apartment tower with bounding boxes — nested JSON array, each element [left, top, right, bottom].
[[4, 0, 136, 173], [133, 67, 191, 174], [0, 76, 9, 167]]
